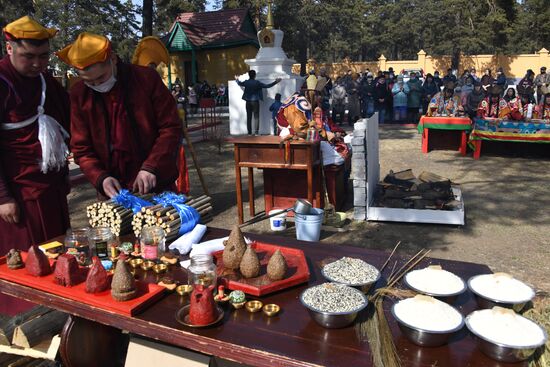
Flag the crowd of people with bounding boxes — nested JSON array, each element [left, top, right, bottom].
[[303, 65, 550, 125], [170, 79, 228, 120]]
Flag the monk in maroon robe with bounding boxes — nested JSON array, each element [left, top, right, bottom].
[[0, 16, 71, 315], [58, 33, 182, 198]]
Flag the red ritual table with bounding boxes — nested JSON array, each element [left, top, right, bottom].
[[0, 228, 530, 367], [418, 116, 472, 156]]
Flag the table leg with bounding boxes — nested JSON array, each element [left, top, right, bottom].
[[473, 140, 482, 159], [422, 128, 429, 153], [248, 167, 255, 217], [60, 315, 128, 367], [235, 148, 244, 224], [460, 131, 467, 156]]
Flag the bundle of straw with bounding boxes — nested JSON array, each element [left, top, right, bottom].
[[355, 242, 431, 367]]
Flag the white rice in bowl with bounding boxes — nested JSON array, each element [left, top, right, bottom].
[[405, 265, 465, 295], [466, 307, 546, 347], [393, 295, 463, 332], [468, 273, 534, 303]]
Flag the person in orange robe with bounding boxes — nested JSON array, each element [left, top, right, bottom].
[[0, 16, 71, 316], [477, 85, 510, 119], [57, 33, 182, 198]]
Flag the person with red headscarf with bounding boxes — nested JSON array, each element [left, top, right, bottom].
[[57, 32, 182, 198], [0, 16, 71, 315]]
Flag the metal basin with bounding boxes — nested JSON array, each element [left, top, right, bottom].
[[403, 274, 466, 304], [465, 314, 548, 363], [300, 286, 368, 329], [391, 303, 464, 347], [467, 275, 535, 313]]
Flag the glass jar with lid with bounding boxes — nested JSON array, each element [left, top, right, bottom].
[[187, 254, 217, 288], [64, 227, 92, 265], [140, 226, 165, 261], [89, 226, 118, 260]]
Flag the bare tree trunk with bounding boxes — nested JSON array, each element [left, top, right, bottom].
[[142, 0, 153, 37]]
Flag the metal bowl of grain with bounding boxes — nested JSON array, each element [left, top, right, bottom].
[[465, 308, 547, 363], [321, 257, 381, 293], [300, 283, 368, 329]]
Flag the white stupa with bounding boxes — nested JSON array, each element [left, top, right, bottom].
[[228, 3, 303, 135]]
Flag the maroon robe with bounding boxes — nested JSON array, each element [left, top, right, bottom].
[[0, 56, 71, 316], [70, 61, 182, 195]]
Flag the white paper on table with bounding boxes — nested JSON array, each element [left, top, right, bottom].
[[168, 224, 207, 255]]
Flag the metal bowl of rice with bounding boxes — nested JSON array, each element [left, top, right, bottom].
[[300, 283, 368, 328], [321, 257, 381, 293]]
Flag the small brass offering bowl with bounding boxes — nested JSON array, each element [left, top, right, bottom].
[[262, 304, 280, 317], [245, 300, 263, 313], [176, 284, 193, 296], [153, 263, 168, 274], [129, 258, 143, 269], [231, 301, 246, 309], [140, 260, 155, 271]]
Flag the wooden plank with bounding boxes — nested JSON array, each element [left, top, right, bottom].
[[0, 306, 51, 346], [13, 311, 67, 348], [0, 335, 60, 360]]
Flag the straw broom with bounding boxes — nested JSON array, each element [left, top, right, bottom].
[[355, 242, 431, 367]]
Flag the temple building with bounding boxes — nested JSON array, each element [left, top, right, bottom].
[[161, 8, 259, 87]]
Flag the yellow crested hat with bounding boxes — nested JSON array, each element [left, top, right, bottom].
[[3, 16, 57, 40], [132, 36, 169, 67], [56, 32, 111, 70]]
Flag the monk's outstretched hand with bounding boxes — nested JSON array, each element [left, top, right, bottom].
[[133, 170, 157, 195], [103, 177, 122, 198], [0, 200, 19, 224]]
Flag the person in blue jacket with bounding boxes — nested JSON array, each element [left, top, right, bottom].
[[235, 70, 281, 135], [269, 93, 282, 135]]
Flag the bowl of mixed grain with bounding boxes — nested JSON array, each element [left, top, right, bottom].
[[300, 283, 368, 328], [321, 257, 381, 293]]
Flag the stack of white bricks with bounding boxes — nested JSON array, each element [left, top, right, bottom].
[[352, 119, 368, 220]]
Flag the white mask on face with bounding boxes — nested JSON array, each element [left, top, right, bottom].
[[85, 60, 117, 93]]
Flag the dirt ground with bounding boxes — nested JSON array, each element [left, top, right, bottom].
[[68, 121, 550, 293]]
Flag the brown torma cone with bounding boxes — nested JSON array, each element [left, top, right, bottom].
[[239, 246, 260, 278], [267, 249, 287, 281], [25, 245, 52, 276], [111, 255, 137, 301], [6, 249, 24, 270], [222, 225, 247, 269]]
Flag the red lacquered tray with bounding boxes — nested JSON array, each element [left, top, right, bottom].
[[0, 252, 165, 316], [213, 241, 310, 297]]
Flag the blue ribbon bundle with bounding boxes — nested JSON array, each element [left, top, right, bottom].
[[153, 192, 200, 236], [112, 189, 153, 214]]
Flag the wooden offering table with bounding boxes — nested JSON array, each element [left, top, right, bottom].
[[418, 116, 472, 155], [228, 136, 322, 224], [0, 228, 530, 367]]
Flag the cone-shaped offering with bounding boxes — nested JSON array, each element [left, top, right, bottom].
[[239, 246, 260, 278], [25, 245, 52, 276], [54, 254, 87, 287], [6, 249, 24, 270], [267, 249, 287, 281], [111, 255, 137, 301], [86, 257, 110, 293], [222, 225, 247, 269]]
